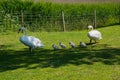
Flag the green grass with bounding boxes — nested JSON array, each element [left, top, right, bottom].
[[0, 25, 120, 80]]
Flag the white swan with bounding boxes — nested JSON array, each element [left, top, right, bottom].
[[18, 27, 44, 52], [87, 25, 102, 43]]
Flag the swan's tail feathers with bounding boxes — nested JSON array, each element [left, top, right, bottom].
[[99, 37, 102, 39], [38, 43, 45, 47], [41, 44, 45, 47]]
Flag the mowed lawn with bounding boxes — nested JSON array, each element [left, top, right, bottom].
[[0, 25, 120, 80]]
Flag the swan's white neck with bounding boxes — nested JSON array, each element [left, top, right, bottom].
[[21, 27, 28, 35], [91, 27, 94, 30], [88, 25, 94, 30], [24, 29, 28, 35]]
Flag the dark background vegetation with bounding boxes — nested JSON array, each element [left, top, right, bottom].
[[0, 0, 119, 31]]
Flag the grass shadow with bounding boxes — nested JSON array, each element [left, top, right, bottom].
[[0, 44, 120, 72]]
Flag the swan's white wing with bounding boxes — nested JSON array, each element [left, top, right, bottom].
[[20, 36, 44, 48], [31, 37, 44, 47], [88, 30, 102, 40], [20, 36, 34, 47]]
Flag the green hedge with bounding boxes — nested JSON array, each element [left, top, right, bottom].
[[0, 0, 119, 31]]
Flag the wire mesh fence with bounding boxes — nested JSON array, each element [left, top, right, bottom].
[[0, 10, 119, 32]]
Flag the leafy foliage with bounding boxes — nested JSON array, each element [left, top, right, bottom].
[[0, 0, 119, 31]]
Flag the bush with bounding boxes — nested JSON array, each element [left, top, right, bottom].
[[0, 0, 119, 31]]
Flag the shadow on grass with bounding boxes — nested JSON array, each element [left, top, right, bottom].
[[0, 44, 120, 72]]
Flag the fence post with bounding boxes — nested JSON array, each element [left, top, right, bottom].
[[62, 11, 66, 32], [94, 10, 96, 29]]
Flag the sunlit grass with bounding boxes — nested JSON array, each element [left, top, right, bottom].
[[0, 25, 120, 80]]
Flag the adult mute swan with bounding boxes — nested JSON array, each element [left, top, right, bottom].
[[87, 25, 102, 43], [18, 27, 44, 53]]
